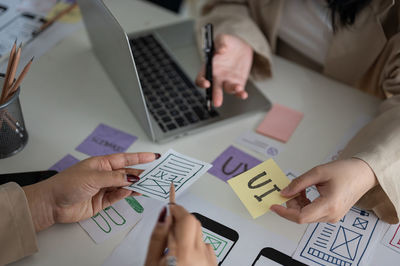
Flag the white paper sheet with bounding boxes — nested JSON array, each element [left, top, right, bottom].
[[235, 131, 283, 158], [381, 223, 400, 254], [79, 196, 161, 244], [293, 207, 387, 266], [125, 149, 212, 201], [103, 192, 298, 266]]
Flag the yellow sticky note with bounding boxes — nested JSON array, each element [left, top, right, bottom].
[[46, 2, 81, 23], [228, 159, 292, 219]]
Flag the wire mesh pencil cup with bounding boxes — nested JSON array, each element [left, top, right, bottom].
[[0, 74, 28, 158]]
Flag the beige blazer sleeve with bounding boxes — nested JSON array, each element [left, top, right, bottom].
[[0, 182, 38, 265], [196, 0, 275, 79], [340, 33, 400, 224]]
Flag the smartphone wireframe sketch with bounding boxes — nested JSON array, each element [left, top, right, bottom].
[[192, 212, 239, 265], [252, 247, 306, 266]]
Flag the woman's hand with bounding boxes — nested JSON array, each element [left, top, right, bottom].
[[270, 158, 378, 224], [196, 34, 253, 107], [145, 205, 217, 266], [23, 152, 158, 232]]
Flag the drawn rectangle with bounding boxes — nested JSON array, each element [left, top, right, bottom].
[[126, 149, 212, 201], [381, 223, 400, 254], [293, 207, 386, 266]]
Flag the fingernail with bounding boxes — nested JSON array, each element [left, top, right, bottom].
[[158, 207, 167, 223], [127, 174, 140, 183], [155, 153, 161, 159]]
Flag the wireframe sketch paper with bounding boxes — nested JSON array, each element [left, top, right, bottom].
[[228, 159, 293, 219], [293, 206, 387, 266], [48, 154, 79, 172], [125, 149, 212, 201], [79, 196, 161, 244], [208, 145, 262, 182], [235, 131, 283, 158], [381, 223, 400, 254], [103, 193, 298, 266]]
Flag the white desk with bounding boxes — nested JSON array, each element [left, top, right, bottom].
[[1, 0, 380, 265]]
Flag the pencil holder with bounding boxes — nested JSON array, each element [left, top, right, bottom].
[[0, 74, 28, 159]]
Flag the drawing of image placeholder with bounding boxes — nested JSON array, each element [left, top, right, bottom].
[[381, 223, 400, 254], [293, 207, 386, 266], [125, 149, 212, 201]]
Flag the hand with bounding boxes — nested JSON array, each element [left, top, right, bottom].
[[196, 34, 253, 107], [270, 158, 378, 224], [23, 152, 158, 232], [145, 205, 217, 266]]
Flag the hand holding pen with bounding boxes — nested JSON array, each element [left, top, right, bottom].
[[203, 23, 214, 112], [144, 183, 217, 266]]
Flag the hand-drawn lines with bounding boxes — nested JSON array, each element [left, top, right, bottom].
[[133, 153, 206, 199], [203, 231, 228, 258], [353, 218, 368, 230], [91, 206, 126, 233], [330, 226, 362, 261], [389, 225, 400, 250], [297, 207, 380, 266]]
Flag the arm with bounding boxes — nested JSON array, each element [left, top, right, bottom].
[[271, 33, 400, 224], [0, 182, 37, 265], [0, 152, 158, 264]]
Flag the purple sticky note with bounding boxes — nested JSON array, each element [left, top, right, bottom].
[[49, 154, 80, 172], [76, 124, 137, 156], [208, 146, 262, 182]]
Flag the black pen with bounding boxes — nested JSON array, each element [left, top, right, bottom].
[[203, 23, 214, 111]]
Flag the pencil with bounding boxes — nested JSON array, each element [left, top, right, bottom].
[[35, 3, 78, 35], [5, 57, 34, 102], [8, 43, 22, 90], [169, 182, 175, 205], [0, 41, 17, 103]]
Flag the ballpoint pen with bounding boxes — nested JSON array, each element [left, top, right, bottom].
[[203, 23, 214, 112]]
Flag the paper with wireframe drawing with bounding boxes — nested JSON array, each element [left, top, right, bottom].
[[125, 149, 212, 201]]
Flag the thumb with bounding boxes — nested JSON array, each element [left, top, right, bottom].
[[281, 168, 325, 197]]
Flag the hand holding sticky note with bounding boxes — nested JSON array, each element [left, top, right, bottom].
[[228, 159, 293, 219]]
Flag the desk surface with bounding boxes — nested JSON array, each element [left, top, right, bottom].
[[2, 0, 380, 265]]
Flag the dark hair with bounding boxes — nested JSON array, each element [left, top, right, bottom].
[[326, 0, 372, 30]]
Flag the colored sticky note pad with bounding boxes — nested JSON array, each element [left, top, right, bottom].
[[76, 124, 137, 156], [49, 154, 80, 172], [46, 2, 81, 23], [256, 104, 303, 143], [228, 159, 293, 219], [208, 146, 262, 182]]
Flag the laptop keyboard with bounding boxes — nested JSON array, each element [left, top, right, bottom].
[[129, 34, 218, 133]]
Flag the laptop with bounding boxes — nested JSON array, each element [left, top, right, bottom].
[[77, 0, 271, 143]]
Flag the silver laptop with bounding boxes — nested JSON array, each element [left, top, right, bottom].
[[77, 0, 271, 143]]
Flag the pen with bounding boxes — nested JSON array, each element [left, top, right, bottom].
[[203, 23, 214, 112]]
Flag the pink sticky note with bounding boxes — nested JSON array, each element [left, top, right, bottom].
[[256, 104, 303, 143]]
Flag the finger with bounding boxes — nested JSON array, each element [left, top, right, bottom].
[[100, 152, 159, 170], [281, 168, 327, 197], [95, 171, 132, 189], [215, 34, 228, 54], [271, 197, 329, 224], [212, 77, 224, 107], [235, 90, 248, 99], [169, 204, 190, 222], [145, 207, 172, 265], [102, 188, 132, 208], [118, 168, 144, 177], [223, 81, 243, 94], [195, 67, 210, 88], [166, 228, 177, 256]]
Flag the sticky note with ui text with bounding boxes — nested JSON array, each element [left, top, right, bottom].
[[228, 159, 293, 219]]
